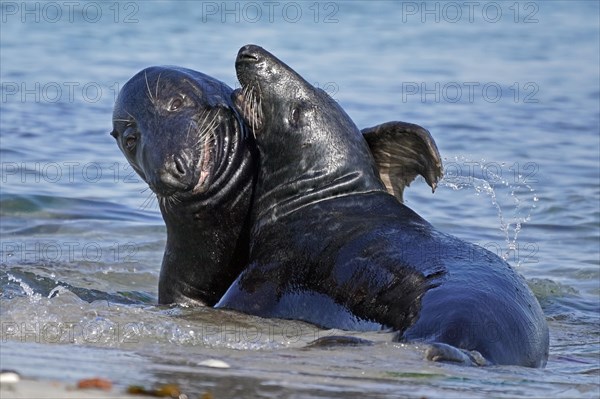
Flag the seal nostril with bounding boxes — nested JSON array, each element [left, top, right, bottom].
[[238, 46, 260, 63], [239, 53, 259, 62], [174, 156, 186, 177]]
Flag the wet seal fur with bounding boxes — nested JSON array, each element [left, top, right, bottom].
[[112, 66, 443, 306], [112, 66, 257, 305], [218, 45, 549, 367]]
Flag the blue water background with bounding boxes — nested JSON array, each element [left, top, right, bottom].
[[1, 1, 598, 397]]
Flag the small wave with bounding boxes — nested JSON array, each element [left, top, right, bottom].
[[528, 277, 579, 299], [0, 286, 352, 351], [528, 277, 600, 329], [1, 268, 151, 305], [0, 193, 160, 223]]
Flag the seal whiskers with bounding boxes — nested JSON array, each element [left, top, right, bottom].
[[234, 84, 262, 138], [144, 70, 155, 105], [139, 187, 158, 211]]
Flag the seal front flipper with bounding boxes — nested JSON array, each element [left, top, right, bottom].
[[362, 121, 443, 202], [304, 335, 374, 349], [425, 342, 489, 367]]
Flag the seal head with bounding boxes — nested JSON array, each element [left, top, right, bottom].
[[112, 66, 257, 305], [234, 46, 388, 223]]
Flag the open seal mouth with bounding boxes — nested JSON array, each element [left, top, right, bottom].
[[191, 111, 220, 195], [233, 85, 264, 137], [192, 134, 214, 194]]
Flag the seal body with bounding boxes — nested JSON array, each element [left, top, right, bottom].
[[112, 66, 257, 305], [218, 45, 549, 367], [112, 67, 443, 306]]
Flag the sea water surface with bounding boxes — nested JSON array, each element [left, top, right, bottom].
[[1, 1, 599, 397]]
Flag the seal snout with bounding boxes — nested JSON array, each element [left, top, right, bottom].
[[237, 45, 262, 64], [156, 152, 197, 194]]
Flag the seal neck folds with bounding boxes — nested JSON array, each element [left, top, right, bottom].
[[232, 45, 386, 223]]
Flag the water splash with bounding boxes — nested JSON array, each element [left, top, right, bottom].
[[6, 273, 42, 302], [47, 285, 71, 299], [439, 156, 538, 265]]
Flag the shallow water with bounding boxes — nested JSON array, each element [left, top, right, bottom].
[[1, 1, 599, 397]]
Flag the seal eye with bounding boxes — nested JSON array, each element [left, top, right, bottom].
[[291, 107, 301, 126], [125, 135, 137, 151], [169, 97, 184, 111]]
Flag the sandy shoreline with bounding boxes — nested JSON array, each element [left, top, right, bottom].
[[0, 378, 173, 399]]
